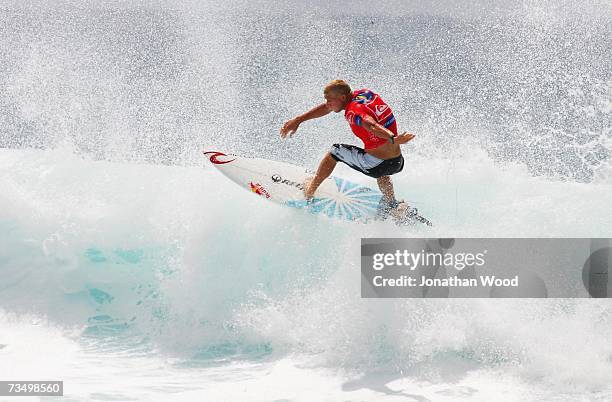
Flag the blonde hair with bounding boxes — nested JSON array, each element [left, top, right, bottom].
[[324, 80, 352, 97]]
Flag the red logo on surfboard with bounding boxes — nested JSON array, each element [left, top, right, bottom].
[[203, 151, 236, 164], [249, 182, 271, 199]]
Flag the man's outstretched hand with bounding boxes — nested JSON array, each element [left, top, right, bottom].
[[394, 131, 416, 145], [280, 118, 301, 139]]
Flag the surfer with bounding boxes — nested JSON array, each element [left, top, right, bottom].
[[280, 79, 417, 219]]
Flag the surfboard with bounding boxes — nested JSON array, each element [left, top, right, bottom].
[[203, 150, 432, 226]]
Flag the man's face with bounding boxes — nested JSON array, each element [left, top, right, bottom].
[[324, 93, 348, 113]]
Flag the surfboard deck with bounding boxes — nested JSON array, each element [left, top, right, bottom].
[[203, 150, 432, 226]]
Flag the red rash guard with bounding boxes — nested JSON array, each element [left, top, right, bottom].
[[344, 89, 397, 150]]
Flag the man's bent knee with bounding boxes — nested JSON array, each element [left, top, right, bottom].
[[322, 152, 337, 165]]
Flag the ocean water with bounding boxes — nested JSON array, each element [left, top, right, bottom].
[[1, 1, 612, 401]]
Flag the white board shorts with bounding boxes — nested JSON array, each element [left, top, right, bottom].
[[329, 144, 404, 179]]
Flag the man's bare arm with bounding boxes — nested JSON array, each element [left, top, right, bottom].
[[361, 115, 416, 145], [280, 103, 331, 138]]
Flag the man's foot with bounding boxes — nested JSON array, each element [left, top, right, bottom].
[[390, 201, 418, 221], [303, 177, 315, 200], [376, 197, 399, 220], [389, 201, 408, 220], [376, 198, 419, 222], [375, 197, 432, 226]]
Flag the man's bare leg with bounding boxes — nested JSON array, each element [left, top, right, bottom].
[[304, 153, 337, 199], [377, 175, 411, 219], [376, 175, 396, 203]]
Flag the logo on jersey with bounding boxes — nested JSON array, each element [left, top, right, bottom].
[[353, 90, 375, 104], [346, 111, 356, 125], [375, 105, 388, 116]]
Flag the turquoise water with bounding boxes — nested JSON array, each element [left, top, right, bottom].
[[2, 147, 612, 400]]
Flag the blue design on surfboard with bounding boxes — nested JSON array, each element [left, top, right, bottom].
[[286, 176, 383, 221]]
